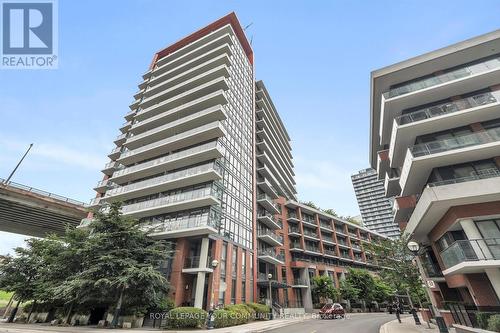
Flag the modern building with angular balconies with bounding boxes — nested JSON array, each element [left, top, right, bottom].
[[370, 29, 500, 326]]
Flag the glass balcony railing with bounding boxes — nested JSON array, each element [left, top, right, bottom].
[[410, 127, 500, 157], [258, 249, 284, 262], [257, 230, 283, 244], [287, 211, 299, 220], [113, 141, 222, 179], [257, 211, 282, 228], [303, 229, 318, 238], [320, 222, 332, 230], [184, 255, 212, 269], [288, 226, 301, 234], [105, 162, 221, 197], [396, 91, 499, 125], [427, 168, 500, 187], [305, 245, 320, 253], [143, 214, 220, 235], [290, 241, 302, 249], [440, 238, 500, 269], [256, 193, 280, 211], [120, 122, 222, 159], [384, 56, 500, 99], [122, 184, 221, 215], [324, 249, 337, 257], [335, 227, 346, 234]]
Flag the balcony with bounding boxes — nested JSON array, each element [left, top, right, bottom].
[[114, 132, 129, 146], [287, 212, 300, 223], [304, 245, 321, 254], [182, 256, 214, 274], [258, 249, 284, 265], [322, 238, 336, 246], [119, 120, 132, 133], [257, 193, 280, 214], [324, 249, 338, 258], [319, 221, 332, 231], [101, 161, 121, 176], [117, 121, 226, 165], [256, 164, 288, 198], [335, 227, 346, 236], [144, 214, 219, 240], [135, 77, 229, 122], [291, 278, 308, 288], [288, 226, 301, 236], [122, 185, 221, 219], [303, 228, 319, 240], [111, 142, 223, 184], [103, 163, 222, 202], [151, 31, 233, 80], [289, 241, 303, 251], [379, 56, 500, 144], [93, 179, 114, 192], [389, 91, 500, 168], [399, 127, 500, 196], [256, 177, 279, 199], [139, 66, 230, 111], [257, 212, 282, 230], [257, 230, 283, 247], [108, 146, 125, 160], [125, 106, 226, 149], [302, 218, 316, 228], [337, 241, 350, 249], [440, 238, 500, 275], [146, 51, 231, 97], [131, 90, 228, 134], [405, 171, 500, 242]]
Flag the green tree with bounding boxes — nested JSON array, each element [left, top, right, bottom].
[[300, 201, 319, 210], [58, 202, 172, 326], [372, 276, 393, 304], [365, 235, 426, 305], [0, 239, 46, 322], [311, 275, 339, 305], [339, 279, 360, 302], [344, 268, 376, 308], [322, 208, 339, 217]]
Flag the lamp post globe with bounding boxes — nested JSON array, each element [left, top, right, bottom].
[[407, 240, 420, 255], [211, 259, 219, 268]]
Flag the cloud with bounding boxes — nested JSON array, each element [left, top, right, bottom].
[[0, 137, 106, 171]]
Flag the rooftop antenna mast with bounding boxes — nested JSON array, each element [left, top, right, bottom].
[[243, 22, 254, 46]]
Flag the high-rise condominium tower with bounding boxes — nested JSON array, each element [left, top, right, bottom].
[[351, 168, 400, 238], [89, 12, 387, 315]]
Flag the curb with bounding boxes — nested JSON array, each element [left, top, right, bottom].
[[249, 318, 309, 333], [379, 318, 403, 333]]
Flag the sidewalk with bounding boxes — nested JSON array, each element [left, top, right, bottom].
[[380, 314, 456, 333], [0, 315, 310, 333]]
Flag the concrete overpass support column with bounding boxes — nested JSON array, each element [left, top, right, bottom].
[[459, 219, 492, 259], [301, 269, 313, 312], [485, 268, 500, 301], [193, 237, 210, 309]]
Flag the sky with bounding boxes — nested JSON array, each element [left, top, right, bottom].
[[1, 0, 499, 254]]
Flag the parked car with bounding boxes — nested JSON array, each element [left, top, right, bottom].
[[319, 303, 345, 319]]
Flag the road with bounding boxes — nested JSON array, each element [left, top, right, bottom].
[[265, 313, 404, 333]]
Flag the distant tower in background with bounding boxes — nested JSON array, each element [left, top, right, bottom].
[[351, 168, 400, 238]]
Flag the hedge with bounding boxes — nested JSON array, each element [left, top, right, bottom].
[[166, 307, 207, 329], [477, 312, 494, 330], [213, 309, 239, 328], [487, 314, 500, 332], [224, 304, 254, 324], [246, 302, 271, 320]]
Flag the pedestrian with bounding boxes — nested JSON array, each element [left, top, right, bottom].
[[395, 301, 402, 323]]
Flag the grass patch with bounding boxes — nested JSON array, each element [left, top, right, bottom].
[[0, 290, 13, 308]]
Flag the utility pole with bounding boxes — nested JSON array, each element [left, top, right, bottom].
[[4, 143, 33, 184]]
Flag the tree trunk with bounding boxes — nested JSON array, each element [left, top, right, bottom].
[[27, 299, 37, 323], [110, 287, 125, 327], [2, 293, 14, 319], [7, 300, 21, 323], [64, 301, 74, 325]]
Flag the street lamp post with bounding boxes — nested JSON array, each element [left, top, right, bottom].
[[407, 240, 448, 333], [268, 273, 273, 320], [207, 259, 219, 330]]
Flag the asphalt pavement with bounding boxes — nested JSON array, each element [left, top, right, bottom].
[[264, 313, 406, 333]]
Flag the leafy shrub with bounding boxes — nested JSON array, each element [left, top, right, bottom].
[[246, 302, 270, 320], [477, 312, 493, 330], [224, 304, 253, 324], [213, 309, 238, 328], [166, 307, 207, 329], [487, 314, 500, 332]]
